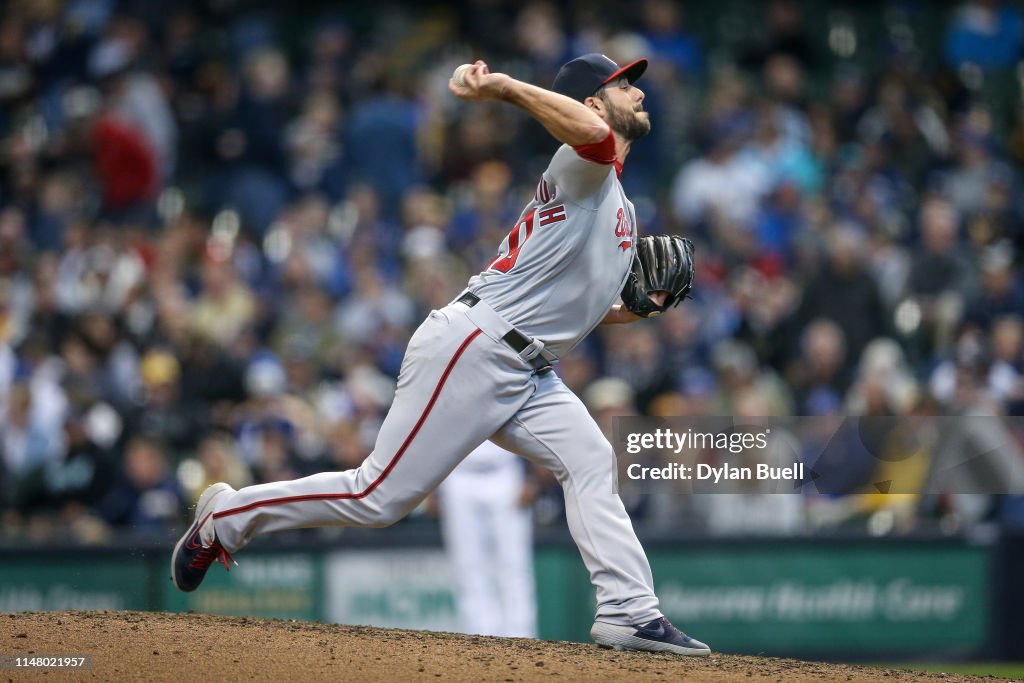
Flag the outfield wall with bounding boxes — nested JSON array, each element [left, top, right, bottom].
[[1, 530, 1019, 660]]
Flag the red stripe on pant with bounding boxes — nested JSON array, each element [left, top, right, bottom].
[[213, 328, 484, 519]]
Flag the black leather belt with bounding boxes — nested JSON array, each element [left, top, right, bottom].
[[456, 292, 553, 375]]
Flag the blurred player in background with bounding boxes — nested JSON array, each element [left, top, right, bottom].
[[438, 440, 537, 638]]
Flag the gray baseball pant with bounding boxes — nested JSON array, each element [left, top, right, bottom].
[[210, 299, 662, 626]]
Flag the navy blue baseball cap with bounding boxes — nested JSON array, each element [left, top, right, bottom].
[[552, 54, 648, 102]]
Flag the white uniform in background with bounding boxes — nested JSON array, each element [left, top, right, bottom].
[[439, 440, 536, 638]]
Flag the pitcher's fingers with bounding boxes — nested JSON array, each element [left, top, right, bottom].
[[464, 63, 483, 88]]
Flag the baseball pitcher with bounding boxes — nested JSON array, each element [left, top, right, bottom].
[[172, 53, 707, 655]]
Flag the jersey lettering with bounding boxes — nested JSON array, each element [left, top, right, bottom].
[[486, 209, 536, 273], [539, 205, 567, 226], [614, 207, 633, 250]]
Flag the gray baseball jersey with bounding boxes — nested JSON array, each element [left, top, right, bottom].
[[468, 132, 637, 358], [198, 129, 664, 628]]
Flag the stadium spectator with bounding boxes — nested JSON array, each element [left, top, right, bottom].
[[670, 112, 764, 231], [98, 435, 184, 532], [905, 196, 974, 354], [344, 70, 423, 214], [190, 255, 256, 347], [738, 0, 815, 73], [967, 243, 1024, 329], [989, 315, 1024, 413], [131, 348, 203, 454], [789, 318, 848, 416], [639, 0, 704, 79], [192, 433, 253, 505], [1, 383, 62, 506], [710, 340, 793, 416], [794, 227, 889, 372], [945, 0, 1024, 72]]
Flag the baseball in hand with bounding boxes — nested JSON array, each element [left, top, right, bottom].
[[452, 63, 473, 87]]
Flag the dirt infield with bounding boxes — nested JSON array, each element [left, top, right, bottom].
[[0, 611, 1004, 682]]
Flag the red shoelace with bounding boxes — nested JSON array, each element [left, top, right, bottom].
[[188, 543, 236, 572]]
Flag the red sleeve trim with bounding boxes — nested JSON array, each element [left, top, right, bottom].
[[572, 129, 616, 165]]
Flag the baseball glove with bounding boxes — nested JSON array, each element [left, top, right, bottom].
[[620, 235, 695, 318]]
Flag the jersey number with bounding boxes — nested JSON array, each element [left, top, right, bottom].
[[614, 207, 632, 250], [486, 205, 566, 273]]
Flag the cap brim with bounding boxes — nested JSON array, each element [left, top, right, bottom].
[[602, 58, 648, 87]]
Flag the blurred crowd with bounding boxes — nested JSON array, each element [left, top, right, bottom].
[[2, 0, 1024, 543]]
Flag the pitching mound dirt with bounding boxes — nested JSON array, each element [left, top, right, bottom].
[[0, 611, 1001, 682]]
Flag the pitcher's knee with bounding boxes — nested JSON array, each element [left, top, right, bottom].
[[357, 498, 418, 528], [362, 505, 404, 528], [566, 439, 617, 488]]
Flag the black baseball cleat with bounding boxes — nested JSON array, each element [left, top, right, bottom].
[[591, 616, 711, 656], [170, 482, 237, 592]]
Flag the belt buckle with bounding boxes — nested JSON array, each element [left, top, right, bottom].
[[521, 338, 554, 376], [519, 336, 545, 363]]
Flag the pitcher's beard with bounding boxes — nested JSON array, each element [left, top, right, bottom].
[[608, 107, 651, 143]]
